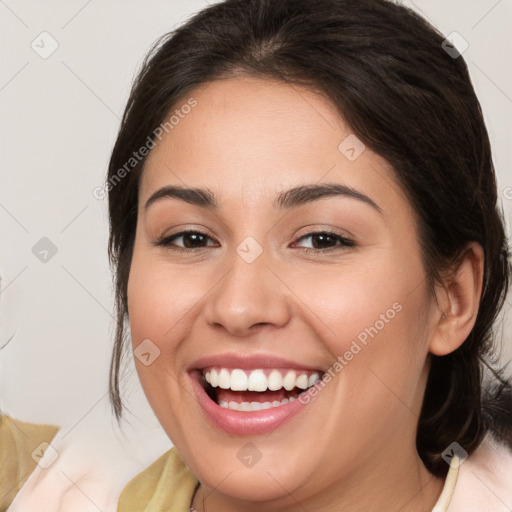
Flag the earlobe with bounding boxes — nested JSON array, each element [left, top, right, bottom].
[[429, 242, 485, 356]]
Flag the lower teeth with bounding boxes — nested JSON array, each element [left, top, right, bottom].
[[219, 397, 296, 411]]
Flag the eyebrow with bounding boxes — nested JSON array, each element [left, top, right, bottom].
[[144, 183, 382, 214]]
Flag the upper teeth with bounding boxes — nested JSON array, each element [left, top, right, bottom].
[[204, 368, 321, 392]]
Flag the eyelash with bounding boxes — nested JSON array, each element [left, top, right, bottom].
[[152, 229, 355, 254]]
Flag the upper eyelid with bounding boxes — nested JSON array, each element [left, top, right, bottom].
[[159, 229, 354, 248], [161, 229, 218, 245], [161, 222, 354, 239], [292, 232, 355, 249]]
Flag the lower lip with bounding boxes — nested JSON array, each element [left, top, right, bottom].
[[190, 373, 315, 435]]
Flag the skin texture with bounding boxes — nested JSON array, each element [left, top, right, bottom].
[[127, 75, 484, 512]]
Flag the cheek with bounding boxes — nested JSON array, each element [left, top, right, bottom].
[[126, 249, 207, 426], [127, 250, 204, 349], [290, 260, 431, 435], [289, 257, 426, 349], [286, 252, 432, 411]]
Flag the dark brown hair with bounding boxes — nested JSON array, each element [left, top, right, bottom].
[[106, 0, 511, 477]]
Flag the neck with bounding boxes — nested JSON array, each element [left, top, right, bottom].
[[192, 445, 445, 512]]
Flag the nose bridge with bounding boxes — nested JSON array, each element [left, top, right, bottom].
[[204, 235, 291, 336]]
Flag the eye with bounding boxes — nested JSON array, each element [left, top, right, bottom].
[[152, 229, 355, 253], [152, 230, 218, 251], [291, 231, 355, 251]]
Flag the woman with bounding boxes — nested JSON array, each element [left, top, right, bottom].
[[105, 0, 512, 510]]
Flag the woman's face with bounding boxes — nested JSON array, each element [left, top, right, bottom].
[[127, 75, 439, 505]]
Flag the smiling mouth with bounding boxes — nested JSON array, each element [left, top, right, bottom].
[[198, 367, 323, 412]]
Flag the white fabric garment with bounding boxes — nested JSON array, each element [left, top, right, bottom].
[[447, 433, 512, 511], [9, 422, 512, 512], [7, 399, 171, 512]]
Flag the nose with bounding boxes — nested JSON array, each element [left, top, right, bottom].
[[203, 245, 292, 337]]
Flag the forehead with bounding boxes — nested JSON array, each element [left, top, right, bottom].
[[139, 75, 407, 218]]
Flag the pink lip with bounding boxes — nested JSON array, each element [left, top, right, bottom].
[[189, 352, 322, 372], [189, 372, 316, 435]]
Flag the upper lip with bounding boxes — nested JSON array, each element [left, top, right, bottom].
[[189, 353, 324, 372]]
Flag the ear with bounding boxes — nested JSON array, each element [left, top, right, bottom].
[[429, 242, 485, 356]]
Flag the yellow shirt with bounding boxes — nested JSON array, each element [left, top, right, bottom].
[[117, 448, 199, 512], [0, 415, 59, 512], [117, 447, 458, 512]]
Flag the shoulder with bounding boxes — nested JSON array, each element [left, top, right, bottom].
[[0, 414, 59, 449], [0, 414, 59, 510], [117, 446, 198, 512], [449, 433, 512, 511]]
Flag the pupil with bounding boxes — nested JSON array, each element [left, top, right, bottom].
[[184, 233, 205, 248], [182, 233, 337, 249], [313, 234, 335, 249]]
